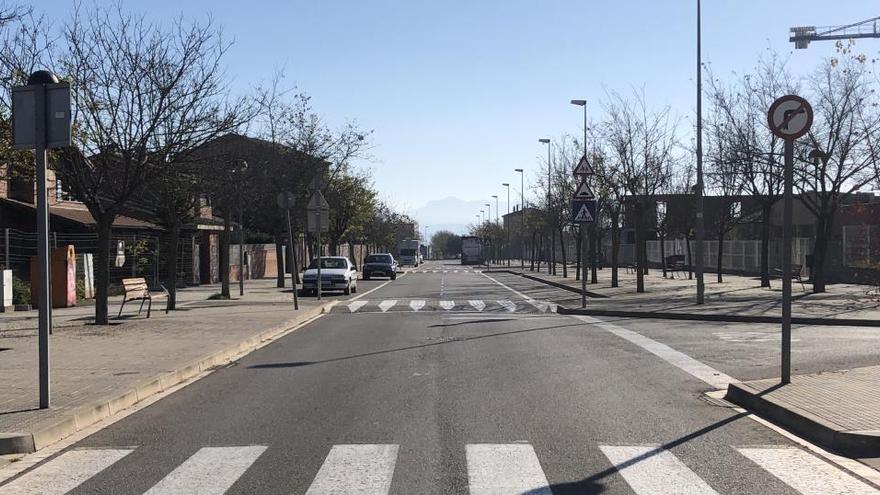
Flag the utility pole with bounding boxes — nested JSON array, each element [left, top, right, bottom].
[[515, 168, 525, 272], [502, 183, 510, 267], [694, 0, 707, 305], [539, 138, 552, 274]]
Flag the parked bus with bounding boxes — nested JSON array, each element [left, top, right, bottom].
[[460, 236, 484, 265]]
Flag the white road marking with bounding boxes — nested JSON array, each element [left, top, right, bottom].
[[378, 300, 397, 312], [498, 300, 517, 312], [466, 444, 551, 495], [348, 300, 369, 313], [599, 445, 718, 495], [433, 270, 439, 273], [443, 270, 449, 273], [469, 300, 486, 311], [348, 274, 406, 302], [440, 300, 455, 310], [570, 315, 735, 390], [528, 300, 548, 312], [305, 444, 398, 495], [737, 447, 879, 495], [454, 269, 459, 273], [0, 448, 134, 495], [409, 300, 426, 312], [145, 446, 266, 495]]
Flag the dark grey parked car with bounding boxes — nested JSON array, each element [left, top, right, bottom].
[[362, 253, 398, 280]]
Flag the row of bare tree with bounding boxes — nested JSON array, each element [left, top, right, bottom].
[[0, 4, 412, 323], [472, 48, 880, 295]]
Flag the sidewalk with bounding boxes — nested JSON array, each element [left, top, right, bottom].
[[487, 261, 880, 324], [0, 278, 332, 455], [726, 366, 880, 458]]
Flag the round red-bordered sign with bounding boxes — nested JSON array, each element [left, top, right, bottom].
[[767, 95, 813, 140]]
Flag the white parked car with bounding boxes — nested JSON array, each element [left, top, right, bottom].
[[301, 256, 358, 296]]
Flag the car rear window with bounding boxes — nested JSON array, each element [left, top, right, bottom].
[[366, 255, 392, 263]]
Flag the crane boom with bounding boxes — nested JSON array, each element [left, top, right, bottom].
[[790, 16, 880, 49]]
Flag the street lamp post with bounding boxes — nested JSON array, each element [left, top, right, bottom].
[[515, 168, 524, 272], [539, 138, 552, 274], [502, 183, 510, 267], [424, 225, 429, 260], [237, 160, 248, 297], [694, 0, 707, 304], [571, 99, 589, 307]]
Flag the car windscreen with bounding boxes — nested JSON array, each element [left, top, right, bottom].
[[307, 258, 348, 269], [365, 255, 392, 263]]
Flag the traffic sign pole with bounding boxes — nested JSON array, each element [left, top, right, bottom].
[[286, 209, 299, 310], [35, 85, 51, 409], [768, 94, 812, 385]]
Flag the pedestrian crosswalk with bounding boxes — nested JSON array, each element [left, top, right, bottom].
[[2, 442, 877, 494], [334, 299, 558, 314]]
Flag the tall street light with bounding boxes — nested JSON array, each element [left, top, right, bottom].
[[694, 0, 707, 304], [571, 99, 589, 307], [424, 225, 429, 258], [480, 210, 485, 224], [485, 203, 491, 224], [502, 183, 510, 267], [236, 160, 249, 297], [492, 195, 499, 223], [539, 138, 552, 274], [514, 168, 525, 271]]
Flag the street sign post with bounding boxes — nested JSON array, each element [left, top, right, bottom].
[[307, 190, 331, 300], [768, 94, 813, 385], [12, 71, 70, 410], [571, 199, 597, 223], [573, 155, 596, 308], [276, 191, 299, 310]]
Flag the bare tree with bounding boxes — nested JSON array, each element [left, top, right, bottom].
[[55, 4, 236, 323], [705, 53, 796, 287], [796, 58, 880, 292], [604, 89, 677, 292]]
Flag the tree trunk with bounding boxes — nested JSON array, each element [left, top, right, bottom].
[[530, 231, 536, 271], [686, 234, 693, 280], [220, 213, 230, 298], [164, 221, 180, 310], [559, 228, 567, 278], [589, 223, 598, 283], [717, 228, 725, 283], [575, 227, 582, 281], [660, 231, 667, 278], [811, 212, 833, 293], [611, 211, 620, 288], [94, 214, 114, 324], [275, 236, 285, 288], [635, 205, 645, 293], [550, 228, 556, 275], [760, 204, 771, 288]]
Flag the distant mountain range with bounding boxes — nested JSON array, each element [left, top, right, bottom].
[[411, 196, 509, 236]]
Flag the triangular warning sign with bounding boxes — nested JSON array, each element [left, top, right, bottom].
[[573, 180, 594, 199], [573, 203, 594, 222], [573, 155, 594, 176]]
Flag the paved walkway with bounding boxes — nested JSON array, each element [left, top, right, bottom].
[[489, 261, 880, 322], [726, 366, 880, 458], [0, 278, 329, 456]]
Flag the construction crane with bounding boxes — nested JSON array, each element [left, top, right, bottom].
[[790, 16, 880, 49]]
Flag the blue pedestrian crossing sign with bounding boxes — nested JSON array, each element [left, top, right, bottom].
[[571, 199, 597, 223]]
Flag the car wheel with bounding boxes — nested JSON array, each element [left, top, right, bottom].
[[343, 282, 351, 295], [364, 274, 370, 281], [391, 273, 397, 280]]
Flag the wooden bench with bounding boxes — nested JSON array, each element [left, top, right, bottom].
[[664, 254, 688, 278], [118, 278, 169, 318], [773, 264, 806, 291]]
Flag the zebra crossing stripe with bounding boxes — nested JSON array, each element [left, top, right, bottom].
[[145, 446, 267, 495], [737, 447, 879, 495], [466, 444, 552, 495], [305, 444, 398, 495], [527, 300, 548, 312], [378, 300, 397, 312], [348, 301, 369, 313], [409, 300, 426, 312], [439, 300, 455, 310], [497, 300, 516, 312], [469, 300, 486, 311], [599, 445, 718, 495], [433, 270, 439, 273], [0, 448, 134, 495]]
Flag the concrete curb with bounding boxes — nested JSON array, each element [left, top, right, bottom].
[[556, 306, 880, 327], [725, 381, 880, 458], [483, 269, 608, 298], [0, 301, 337, 455]]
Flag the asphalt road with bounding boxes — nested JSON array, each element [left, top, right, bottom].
[[2, 260, 879, 494]]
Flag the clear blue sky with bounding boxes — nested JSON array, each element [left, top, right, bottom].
[[42, 1, 874, 226]]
